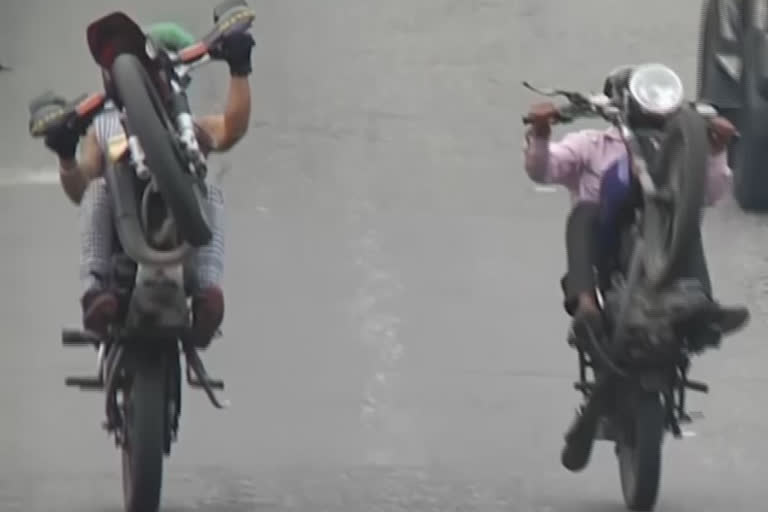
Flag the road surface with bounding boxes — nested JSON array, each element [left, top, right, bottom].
[[1, 1, 767, 510]]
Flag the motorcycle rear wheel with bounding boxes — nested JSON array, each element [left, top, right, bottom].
[[121, 355, 168, 512]]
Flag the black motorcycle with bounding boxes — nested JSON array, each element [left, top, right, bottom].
[[28, 2, 254, 511], [523, 66, 723, 511]]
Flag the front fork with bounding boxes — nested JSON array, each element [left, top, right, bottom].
[[169, 85, 208, 180]]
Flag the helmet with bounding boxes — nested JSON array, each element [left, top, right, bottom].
[[144, 22, 196, 52], [99, 21, 195, 100], [603, 63, 685, 130]]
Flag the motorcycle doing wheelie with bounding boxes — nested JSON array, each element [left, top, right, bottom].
[[523, 64, 726, 511], [28, 3, 254, 511]]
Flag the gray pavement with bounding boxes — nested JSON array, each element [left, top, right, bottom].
[[1, 0, 767, 510]]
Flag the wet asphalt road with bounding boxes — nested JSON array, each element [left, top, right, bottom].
[[2, 1, 768, 511]]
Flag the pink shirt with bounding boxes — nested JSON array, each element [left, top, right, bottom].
[[523, 127, 732, 206]]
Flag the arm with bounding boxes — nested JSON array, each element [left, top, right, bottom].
[[196, 76, 251, 153], [702, 115, 737, 206], [523, 129, 590, 187], [703, 150, 732, 206], [58, 127, 103, 205]]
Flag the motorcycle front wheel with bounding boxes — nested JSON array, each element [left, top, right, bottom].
[[616, 390, 665, 511], [642, 106, 709, 290], [110, 52, 213, 247]]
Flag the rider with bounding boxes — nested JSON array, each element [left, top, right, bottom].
[[41, 21, 254, 348], [523, 63, 749, 348]]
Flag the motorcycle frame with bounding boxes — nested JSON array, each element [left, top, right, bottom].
[[570, 116, 713, 440]]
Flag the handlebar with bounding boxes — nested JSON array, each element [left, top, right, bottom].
[[520, 81, 619, 127], [521, 104, 588, 126], [174, 4, 255, 66], [29, 3, 256, 140]]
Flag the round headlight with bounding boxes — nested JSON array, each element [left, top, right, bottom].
[[628, 63, 685, 116]]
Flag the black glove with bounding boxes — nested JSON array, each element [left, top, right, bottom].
[[214, 31, 255, 77], [44, 124, 81, 160]]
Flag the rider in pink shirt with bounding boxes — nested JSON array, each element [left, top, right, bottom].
[[523, 65, 748, 349]]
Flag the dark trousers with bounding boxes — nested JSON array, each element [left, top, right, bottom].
[[562, 202, 712, 315]]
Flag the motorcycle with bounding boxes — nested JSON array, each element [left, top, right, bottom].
[[523, 64, 723, 511], [27, 2, 254, 511]]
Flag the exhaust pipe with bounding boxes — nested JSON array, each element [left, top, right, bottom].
[[104, 164, 190, 266]]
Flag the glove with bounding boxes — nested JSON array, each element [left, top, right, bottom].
[[44, 124, 81, 160], [526, 102, 558, 138], [213, 31, 255, 77]]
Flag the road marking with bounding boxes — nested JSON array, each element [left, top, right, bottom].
[[533, 185, 559, 193], [0, 168, 60, 187]]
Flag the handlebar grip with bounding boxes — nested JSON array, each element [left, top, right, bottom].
[[521, 110, 572, 127]]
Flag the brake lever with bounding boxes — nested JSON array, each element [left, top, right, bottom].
[[522, 81, 590, 106]]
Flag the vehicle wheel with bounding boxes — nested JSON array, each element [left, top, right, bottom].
[[121, 355, 168, 512], [697, 0, 717, 101], [642, 106, 709, 290], [732, 28, 768, 211], [110, 53, 213, 247], [616, 391, 665, 512]]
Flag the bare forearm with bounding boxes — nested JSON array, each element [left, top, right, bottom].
[[222, 76, 251, 146], [59, 157, 89, 205]]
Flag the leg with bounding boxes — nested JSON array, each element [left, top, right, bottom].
[[563, 202, 604, 344], [680, 228, 749, 339], [79, 178, 118, 336], [185, 184, 226, 348], [564, 202, 600, 312]]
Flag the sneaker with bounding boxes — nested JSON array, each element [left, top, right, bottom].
[[187, 286, 225, 349], [81, 290, 119, 338], [687, 303, 749, 350], [711, 303, 750, 335]]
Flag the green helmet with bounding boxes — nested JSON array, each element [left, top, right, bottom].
[[145, 22, 196, 52]]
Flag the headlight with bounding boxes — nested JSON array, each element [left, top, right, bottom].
[[628, 63, 685, 116]]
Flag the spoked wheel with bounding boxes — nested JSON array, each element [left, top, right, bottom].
[[642, 106, 709, 290], [616, 391, 665, 512], [121, 355, 168, 512]]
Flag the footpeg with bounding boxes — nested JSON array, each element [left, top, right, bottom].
[[62, 328, 102, 347], [65, 375, 104, 390], [186, 365, 224, 389], [684, 379, 709, 393], [182, 345, 229, 408]]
